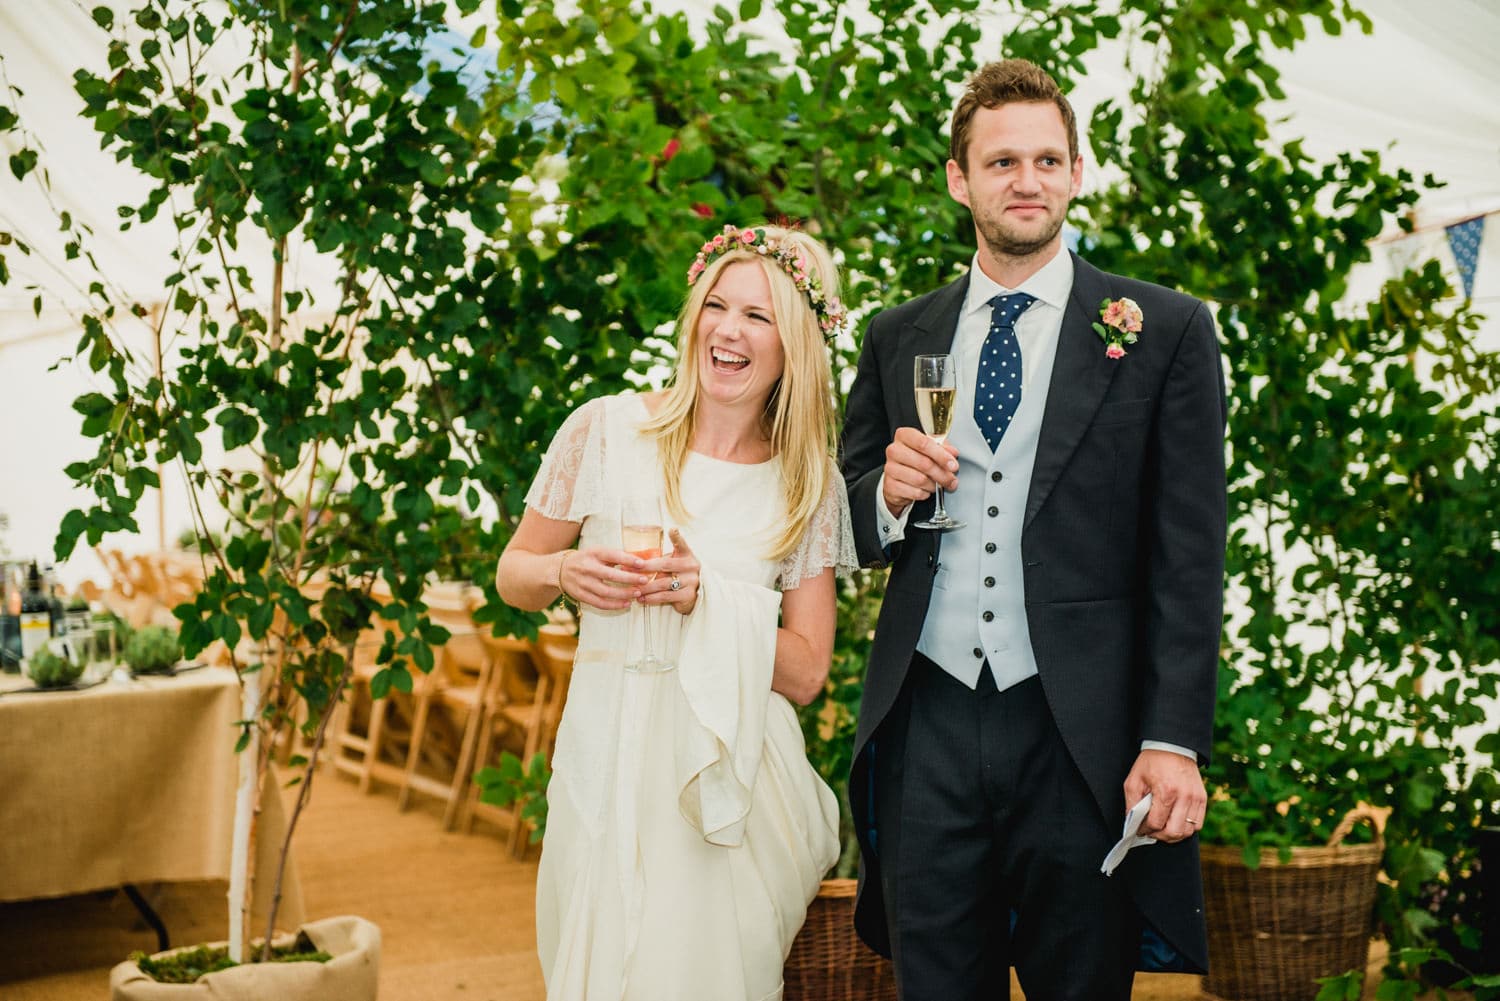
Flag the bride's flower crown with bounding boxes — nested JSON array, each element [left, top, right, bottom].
[[686, 225, 847, 339]]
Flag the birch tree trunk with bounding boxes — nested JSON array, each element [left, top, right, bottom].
[[226, 671, 263, 963]]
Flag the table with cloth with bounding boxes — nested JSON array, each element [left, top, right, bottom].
[[0, 666, 304, 937]]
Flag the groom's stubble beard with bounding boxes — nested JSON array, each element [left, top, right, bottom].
[[972, 198, 1067, 262]]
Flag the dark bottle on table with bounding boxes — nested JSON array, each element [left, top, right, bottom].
[[19, 561, 52, 665], [42, 563, 65, 635]]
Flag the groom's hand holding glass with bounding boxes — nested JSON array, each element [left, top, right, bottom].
[[880, 426, 961, 520]]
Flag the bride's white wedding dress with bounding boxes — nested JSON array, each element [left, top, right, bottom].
[[525, 393, 852, 1001]]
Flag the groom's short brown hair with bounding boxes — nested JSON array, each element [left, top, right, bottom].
[[949, 59, 1079, 173]]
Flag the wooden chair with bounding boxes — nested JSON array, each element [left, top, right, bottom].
[[392, 595, 489, 822], [327, 628, 413, 794], [328, 586, 474, 797], [463, 623, 577, 855], [392, 589, 536, 829], [432, 632, 538, 831]]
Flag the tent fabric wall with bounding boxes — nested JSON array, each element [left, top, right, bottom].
[[1274, 0, 1500, 340]]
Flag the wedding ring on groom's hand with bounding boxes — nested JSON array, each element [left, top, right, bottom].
[[670, 574, 682, 591]]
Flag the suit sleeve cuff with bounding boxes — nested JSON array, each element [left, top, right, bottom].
[[1141, 740, 1197, 763]]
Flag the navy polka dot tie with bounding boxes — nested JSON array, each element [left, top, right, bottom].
[[975, 292, 1035, 451]]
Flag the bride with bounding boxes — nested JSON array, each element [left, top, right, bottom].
[[497, 224, 856, 1000]]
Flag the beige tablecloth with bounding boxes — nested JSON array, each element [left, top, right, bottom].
[[0, 667, 304, 929]]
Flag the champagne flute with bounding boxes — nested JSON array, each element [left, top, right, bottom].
[[912, 353, 964, 530], [620, 495, 665, 671]]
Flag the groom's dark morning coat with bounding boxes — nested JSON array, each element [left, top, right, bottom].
[[841, 253, 1226, 972]]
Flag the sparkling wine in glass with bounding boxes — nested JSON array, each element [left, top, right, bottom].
[[913, 354, 964, 530], [620, 495, 665, 670]]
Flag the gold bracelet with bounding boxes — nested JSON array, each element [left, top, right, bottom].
[[556, 550, 578, 606]]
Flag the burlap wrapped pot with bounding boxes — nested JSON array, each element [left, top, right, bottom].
[[110, 914, 380, 1001]]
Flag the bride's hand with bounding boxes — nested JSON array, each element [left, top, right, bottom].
[[638, 529, 700, 615], [560, 546, 647, 612]]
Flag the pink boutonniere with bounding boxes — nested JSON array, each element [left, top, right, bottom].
[[1092, 297, 1143, 359]]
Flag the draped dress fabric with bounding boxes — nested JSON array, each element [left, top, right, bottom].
[[525, 393, 855, 1001]]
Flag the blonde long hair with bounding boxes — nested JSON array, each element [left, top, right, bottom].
[[643, 225, 842, 561]]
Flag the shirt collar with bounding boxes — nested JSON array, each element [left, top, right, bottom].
[[964, 248, 1074, 318]]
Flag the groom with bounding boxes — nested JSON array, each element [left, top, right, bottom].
[[841, 59, 1226, 999]]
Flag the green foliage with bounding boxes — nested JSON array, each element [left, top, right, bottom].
[[1314, 968, 1363, 1001], [481, 0, 986, 391], [122, 624, 181, 675], [0, 70, 36, 289], [25, 646, 85, 688], [92, 609, 132, 653], [475, 751, 550, 844]]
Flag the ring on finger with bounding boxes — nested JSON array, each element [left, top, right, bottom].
[[670, 573, 682, 591]]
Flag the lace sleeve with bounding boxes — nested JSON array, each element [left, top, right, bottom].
[[524, 396, 609, 523], [778, 460, 858, 590]]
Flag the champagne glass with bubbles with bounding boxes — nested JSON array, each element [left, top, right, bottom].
[[912, 354, 964, 530], [620, 495, 665, 671]]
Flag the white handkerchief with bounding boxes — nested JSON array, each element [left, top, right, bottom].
[[1100, 792, 1157, 876]]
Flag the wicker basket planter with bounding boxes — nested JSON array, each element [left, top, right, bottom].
[[109, 915, 380, 1001], [1201, 808, 1385, 1001], [784, 878, 896, 1001]]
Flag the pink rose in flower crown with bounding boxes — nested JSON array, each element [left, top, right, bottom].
[[1092, 296, 1144, 359], [739, 229, 756, 244]]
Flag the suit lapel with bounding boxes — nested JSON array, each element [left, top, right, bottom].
[[1025, 254, 1118, 529], [893, 273, 970, 428]]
